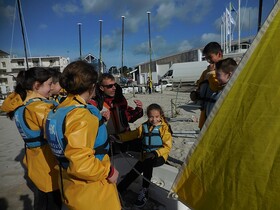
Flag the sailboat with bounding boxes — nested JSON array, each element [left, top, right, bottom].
[[172, 1, 280, 209]]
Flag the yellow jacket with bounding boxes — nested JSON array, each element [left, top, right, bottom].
[[118, 119, 172, 161], [57, 94, 120, 210], [1, 91, 59, 192], [196, 65, 222, 92]]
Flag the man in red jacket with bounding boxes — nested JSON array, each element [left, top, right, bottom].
[[89, 73, 143, 153]]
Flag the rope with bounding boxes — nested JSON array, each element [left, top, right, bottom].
[[10, 0, 18, 56], [115, 148, 179, 201]]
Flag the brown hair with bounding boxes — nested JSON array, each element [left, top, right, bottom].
[[216, 58, 237, 74], [60, 60, 98, 95]]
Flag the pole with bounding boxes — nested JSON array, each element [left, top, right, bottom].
[[121, 16, 125, 76], [238, 0, 241, 52], [147, 11, 152, 80], [257, 0, 263, 32], [17, 0, 29, 70], [78, 23, 82, 60], [99, 20, 103, 74]]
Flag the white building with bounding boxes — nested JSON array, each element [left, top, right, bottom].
[[0, 50, 69, 94]]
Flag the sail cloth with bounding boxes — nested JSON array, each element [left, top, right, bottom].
[[172, 2, 280, 210]]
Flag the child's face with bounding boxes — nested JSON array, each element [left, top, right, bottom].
[[148, 109, 161, 126], [50, 82, 62, 96], [216, 70, 231, 86], [36, 78, 52, 98], [205, 52, 222, 64]]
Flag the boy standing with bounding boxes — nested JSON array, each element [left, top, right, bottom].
[[195, 42, 224, 129]]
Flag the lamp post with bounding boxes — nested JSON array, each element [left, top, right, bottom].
[[121, 16, 125, 76], [77, 23, 82, 60], [99, 20, 103, 74], [147, 11, 152, 80]]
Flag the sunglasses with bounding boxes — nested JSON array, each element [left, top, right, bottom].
[[102, 83, 117, 89]]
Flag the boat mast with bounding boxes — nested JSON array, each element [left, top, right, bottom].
[[17, 0, 29, 70], [121, 16, 125, 76], [257, 0, 263, 31], [99, 20, 103, 74], [147, 11, 152, 80], [238, 0, 241, 52], [78, 23, 82, 60]]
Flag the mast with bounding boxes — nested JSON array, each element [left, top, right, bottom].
[[99, 20, 103, 74], [17, 0, 29, 70], [258, 0, 263, 31], [147, 11, 152, 80], [121, 16, 125, 76], [238, 0, 241, 52], [77, 23, 82, 60]]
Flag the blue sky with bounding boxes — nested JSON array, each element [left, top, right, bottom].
[[0, 0, 277, 69]]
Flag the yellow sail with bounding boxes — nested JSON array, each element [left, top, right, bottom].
[[172, 2, 280, 209]]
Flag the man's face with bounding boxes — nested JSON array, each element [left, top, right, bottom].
[[100, 78, 117, 97]]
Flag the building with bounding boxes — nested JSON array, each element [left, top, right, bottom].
[[132, 37, 252, 85], [0, 50, 69, 94]]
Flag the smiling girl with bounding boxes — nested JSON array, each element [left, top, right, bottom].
[[1, 67, 61, 209], [115, 103, 173, 208]]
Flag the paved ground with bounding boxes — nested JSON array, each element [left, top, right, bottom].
[[0, 115, 34, 210]]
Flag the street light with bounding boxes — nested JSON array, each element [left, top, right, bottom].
[[77, 23, 82, 60], [99, 20, 103, 74]]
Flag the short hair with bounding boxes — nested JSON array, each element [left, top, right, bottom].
[[98, 73, 115, 84], [216, 58, 237, 74], [60, 61, 98, 95], [203, 42, 223, 55]]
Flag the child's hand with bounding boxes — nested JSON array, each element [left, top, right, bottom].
[[107, 166, 119, 184]]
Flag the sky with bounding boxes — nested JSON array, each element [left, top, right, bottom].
[[0, 0, 277, 69]]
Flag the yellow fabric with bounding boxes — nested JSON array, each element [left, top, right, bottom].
[[172, 3, 280, 210], [57, 94, 121, 210], [118, 119, 172, 161], [1, 92, 23, 112], [2, 91, 59, 192]]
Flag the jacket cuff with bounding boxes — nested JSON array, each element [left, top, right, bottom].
[[152, 151, 158, 158]]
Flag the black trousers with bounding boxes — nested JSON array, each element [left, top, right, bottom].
[[34, 189, 62, 210], [117, 156, 165, 192]]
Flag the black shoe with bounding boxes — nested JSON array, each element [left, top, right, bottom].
[[134, 188, 148, 208]]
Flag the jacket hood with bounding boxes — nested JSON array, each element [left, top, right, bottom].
[[1, 92, 23, 113]]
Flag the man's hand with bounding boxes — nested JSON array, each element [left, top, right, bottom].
[[101, 110, 110, 121], [134, 99, 143, 109]]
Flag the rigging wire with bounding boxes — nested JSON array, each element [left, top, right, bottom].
[[10, 0, 17, 57]]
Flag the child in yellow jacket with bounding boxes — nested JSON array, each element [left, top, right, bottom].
[[114, 103, 173, 208]]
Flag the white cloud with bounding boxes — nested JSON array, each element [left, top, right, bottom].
[[201, 33, 220, 44], [177, 40, 193, 52], [240, 7, 258, 31], [52, 3, 80, 16], [39, 24, 48, 30], [81, 0, 111, 13], [0, 4, 15, 23]]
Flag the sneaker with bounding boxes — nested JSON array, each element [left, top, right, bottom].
[[134, 188, 148, 208]]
